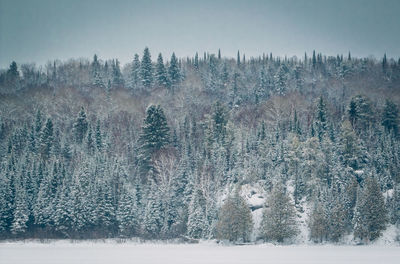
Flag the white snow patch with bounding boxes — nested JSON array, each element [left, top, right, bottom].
[[1, 241, 399, 264]]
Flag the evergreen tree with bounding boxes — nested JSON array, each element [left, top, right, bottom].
[[141, 47, 153, 88], [155, 53, 169, 87], [193, 52, 199, 71], [73, 107, 89, 144], [168, 52, 180, 88], [40, 118, 54, 160], [92, 54, 104, 87], [11, 180, 29, 235], [187, 187, 208, 239], [260, 184, 298, 243], [117, 186, 138, 236], [95, 120, 103, 152], [139, 105, 170, 153], [315, 96, 328, 141], [143, 179, 163, 237], [215, 188, 253, 242], [382, 99, 399, 136], [212, 101, 228, 143], [309, 201, 328, 243], [353, 176, 387, 242], [129, 54, 141, 90], [348, 95, 374, 131], [382, 53, 388, 72], [274, 65, 287, 96], [112, 59, 124, 88]]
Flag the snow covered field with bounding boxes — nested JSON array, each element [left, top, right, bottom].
[[1, 241, 399, 264]]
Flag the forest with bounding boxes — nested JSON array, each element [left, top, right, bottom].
[[0, 48, 399, 244]]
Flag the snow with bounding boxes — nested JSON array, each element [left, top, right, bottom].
[[0, 241, 399, 264]]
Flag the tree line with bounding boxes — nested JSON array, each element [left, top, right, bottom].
[[0, 48, 399, 243]]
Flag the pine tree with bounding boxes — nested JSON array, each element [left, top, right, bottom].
[[169, 52, 180, 88], [315, 96, 328, 141], [112, 59, 124, 88], [141, 47, 153, 88], [11, 182, 29, 235], [187, 187, 208, 239], [95, 120, 103, 152], [194, 52, 199, 71], [130, 54, 141, 90], [274, 65, 287, 96], [260, 184, 298, 243], [92, 54, 104, 87], [309, 201, 328, 243], [73, 107, 88, 144], [215, 188, 253, 242], [353, 176, 387, 242], [155, 53, 169, 87], [86, 125, 95, 155], [40, 118, 54, 160], [348, 95, 374, 131], [382, 99, 399, 136], [212, 101, 228, 143], [138, 104, 170, 164], [382, 53, 388, 72], [117, 186, 138, 236], [143, 179, 163, 237]]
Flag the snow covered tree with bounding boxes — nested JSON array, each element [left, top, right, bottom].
[[129, 54, 141, 90], [138, 104, 170, 177], [73, 107, 88, 144], [168, 52, 180, 89], [382, 99, 399, 136], [348, 95, 374, 132], [260, 183, 298, 243], [39, 118, 53, 160], [142, 179, 163, 237], [112, 59, 124, 88], [141, 47, 153, 88], [315, 96, 328, 141], [274, 65, 288, 96], [155, 53, 169, 87], [117, 186, 138, 236], [187, 187, 208, 239], [215, 188, 253, 242], [309, 201, 328, 243], [353, 176, 387, 242]]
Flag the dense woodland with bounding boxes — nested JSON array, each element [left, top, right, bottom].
[[0, 48, 399, 244]]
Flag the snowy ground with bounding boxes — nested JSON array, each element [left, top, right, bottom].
[[1, 241, 399, 264]]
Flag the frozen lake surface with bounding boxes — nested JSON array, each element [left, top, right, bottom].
[[1, 241, 399, 264]]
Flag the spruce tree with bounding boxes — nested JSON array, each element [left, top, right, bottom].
[[260, 184, 298, 243], [215, 188, 253, 242], [382, 99, 399, 136], [168, 52, 180, 88], [117, 187, 138, 237], [138, 105, 170, 178], [40, 118, 54, 160], [274, 65, 287, 96], [309, 201, 328, 243], [112, 59, 124, 88], [315, 96, 328, 141], [139, 105, 170, 153], [155, 53, 169, 87], [130, 54, 141, 90], [353, 176, 387, 242], [187, 187, 208, 239], [141, 47, 153, 88], [73, 107, 88, 144]]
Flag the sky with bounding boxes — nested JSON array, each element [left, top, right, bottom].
[[1, 0, 399, 68]]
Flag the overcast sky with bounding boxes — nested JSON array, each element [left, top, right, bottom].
[[1, 0, 399, 68]]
